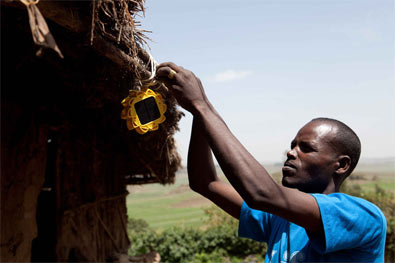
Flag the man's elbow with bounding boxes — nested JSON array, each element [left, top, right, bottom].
[[189, 183, 208, 196], [189, 179, 215, 200], [189, 183, 199, 193]]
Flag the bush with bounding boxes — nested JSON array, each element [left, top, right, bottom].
[[203, 206, 238, 228], [128, 206, 266, 263], [128, 223, 267, 262], [191, 249, 231, 263]]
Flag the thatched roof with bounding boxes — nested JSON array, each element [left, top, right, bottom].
[[3, 0, 152, 75], [1, 0, 183, 185]]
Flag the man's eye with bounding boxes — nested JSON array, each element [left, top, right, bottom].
[[300, 143, 314, 152]]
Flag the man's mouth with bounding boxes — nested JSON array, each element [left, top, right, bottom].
[[282, 161, 297, 177], [283, 161, 296, 169]]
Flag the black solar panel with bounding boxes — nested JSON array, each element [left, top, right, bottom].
[[134, 97, 161, 125]]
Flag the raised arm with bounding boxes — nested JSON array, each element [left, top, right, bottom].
[[188, 117, 243, 219], [157, 63, 323, 234]]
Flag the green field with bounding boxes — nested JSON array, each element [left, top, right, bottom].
[[127, 171, 211, 230], [126, 160, 394, 231], [127, 166, 231, 230]]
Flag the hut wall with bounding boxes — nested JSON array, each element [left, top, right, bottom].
[[1, 7, 134, 262], [52, 130, 130, 262], [1, 113, 48, 262]]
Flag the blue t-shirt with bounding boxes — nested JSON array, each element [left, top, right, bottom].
[[238, 193, 386, 262]]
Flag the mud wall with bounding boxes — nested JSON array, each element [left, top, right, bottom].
[[1, 7, 132, 262]]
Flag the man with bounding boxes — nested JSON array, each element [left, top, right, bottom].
[[156, 62, 387, 262]]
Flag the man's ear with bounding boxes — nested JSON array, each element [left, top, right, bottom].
[[335, 155, 351, 176]]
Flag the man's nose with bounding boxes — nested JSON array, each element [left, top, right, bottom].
[[287, 148, 297, 159]]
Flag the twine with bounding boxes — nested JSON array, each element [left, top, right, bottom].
[[140, 51, 169, 93], [139, 51, 159, 89], [19, 0, 39, 6]]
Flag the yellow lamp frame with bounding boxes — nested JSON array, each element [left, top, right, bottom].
[[121, 88, 167, 134]]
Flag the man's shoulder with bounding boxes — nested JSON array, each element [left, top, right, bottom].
[[323, 192, 385, 216], [309, 192, 386, 257], [312, 192, 387, 238]]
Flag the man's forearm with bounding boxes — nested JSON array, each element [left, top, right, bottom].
[[188, 116, 244, 218], [187, 117, 218, 195], [193, 101, 280, 210]]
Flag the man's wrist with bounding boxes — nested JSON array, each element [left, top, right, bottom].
[[191, 100, 212, 117]]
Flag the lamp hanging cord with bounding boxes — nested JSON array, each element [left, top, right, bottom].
[[141, 51, 158, 88], [20, 0, 39, 6]]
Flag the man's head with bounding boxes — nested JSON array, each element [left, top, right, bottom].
[[282, 118, 361, 194]]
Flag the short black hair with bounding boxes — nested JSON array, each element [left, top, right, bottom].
[[311, 117, 361, 176]]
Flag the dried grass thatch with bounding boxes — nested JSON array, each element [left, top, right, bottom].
[[2, 0, 183, 184], [1, 0, 182, 261]]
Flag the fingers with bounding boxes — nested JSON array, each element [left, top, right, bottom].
[[157, 62, 181, 79], [156, 66, 179, 82], [156, 61, 196, 90], [157, 62, 182, 72]]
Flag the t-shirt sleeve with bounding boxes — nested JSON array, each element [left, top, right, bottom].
[[309, 193, 386, 254], [238, 201, 271, 243]]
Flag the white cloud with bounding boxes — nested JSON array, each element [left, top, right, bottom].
[[214, 70, 253, 82]]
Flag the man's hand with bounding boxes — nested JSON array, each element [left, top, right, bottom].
[[156, 62, 209, 113]]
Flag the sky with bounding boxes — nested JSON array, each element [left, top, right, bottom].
[[139, 0, 395, 165]]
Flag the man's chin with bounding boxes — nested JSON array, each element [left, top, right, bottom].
[[282, 177, 297, 188], [281, 173, 299, 189], [282, 177, 317, 193]]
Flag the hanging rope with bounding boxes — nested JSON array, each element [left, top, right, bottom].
[[19, 0, 39, 6], [138, 51, 169, 92], [139, 51, 158, 88]]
